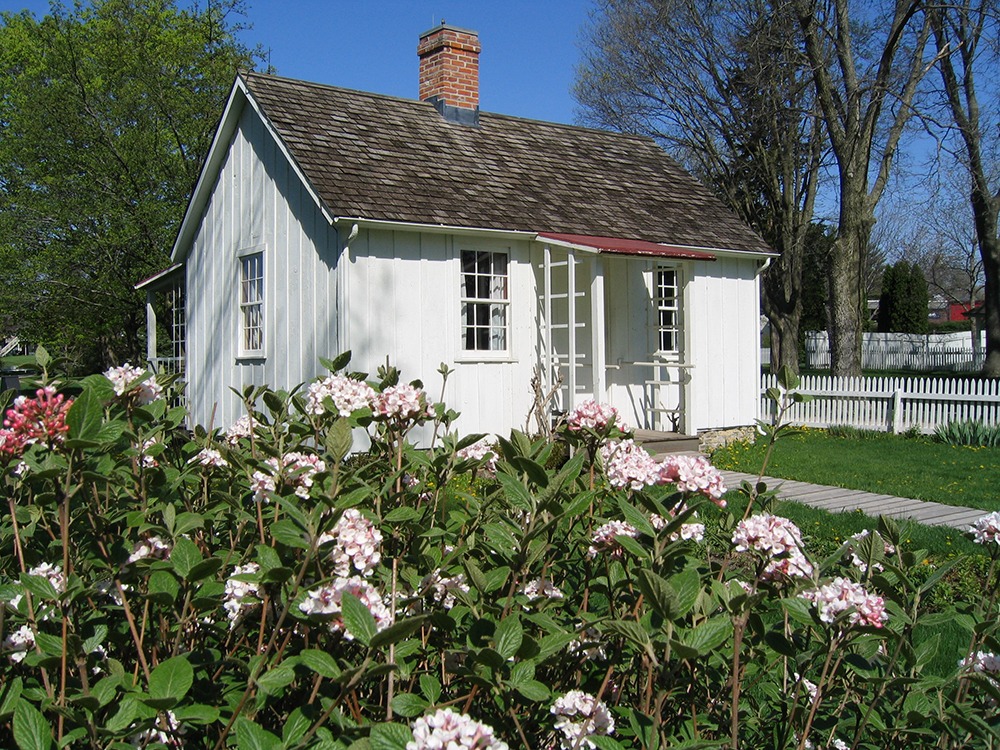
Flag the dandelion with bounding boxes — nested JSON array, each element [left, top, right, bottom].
[[550, 690, 615, 749], [407, 708, 509, 750]]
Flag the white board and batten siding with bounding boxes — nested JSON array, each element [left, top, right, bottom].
[[348, 228, 539, 441], [761, 373, 1000, 433], [686, 256, 762, 432], [185, 105, 341, 430]]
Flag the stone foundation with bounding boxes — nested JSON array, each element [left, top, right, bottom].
[[699, 426, 757, 454]]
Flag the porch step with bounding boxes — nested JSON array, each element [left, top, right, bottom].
[[633, 429, 701, 455]]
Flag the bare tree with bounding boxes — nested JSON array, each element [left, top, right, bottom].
[[928, 0, 1000, 376], [575, 0, 825, 373], [791, 0, 934, 375]]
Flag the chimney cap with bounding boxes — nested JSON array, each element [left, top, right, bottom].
[[418, 21, 480, 41]]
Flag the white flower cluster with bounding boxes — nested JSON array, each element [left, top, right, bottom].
[[650, 508, 705, 543], [598, 441, 727, 505], [794, 672, 819, 702], [587, 520, 638, 559], [848, 529, 896, 573], [8, 563, 66, 620], [306, 374, 376, 417], [599, 440, 659, 490], [129, 711, 184, 748], [456, 436, 498, 475], [319, 509, 383, 578], [104, 363, 163, 405], [373, 384, 431, 423], [136, 437, 160, 468], [550, 690, 615, 749], [252, 451, 326, 502], [521, 577, 564, 600], [127, 535, 172, 564], [298, 576, 391, 640], [225, 415, 257, 445], [566, 399, 622, 433], [191, 447, 228, 468], [800, 576, 888, 629], [960, 650, 1000, 676], [567, 625, 606, 661], [3, 624, 35, 663], [421, 570, 471, 609], [732, 514, 814, 580], [223, 563, 261, 627], [407, 708, 509, 750], [971, 512, 1000, 545]]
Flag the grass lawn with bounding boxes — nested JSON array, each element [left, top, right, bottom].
[[711, 428, 1000, 512]]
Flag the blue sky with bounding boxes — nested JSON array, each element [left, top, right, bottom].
[[0, 0, 594, 124]]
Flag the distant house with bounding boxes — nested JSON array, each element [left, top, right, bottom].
[[139, 23, 774, 440]]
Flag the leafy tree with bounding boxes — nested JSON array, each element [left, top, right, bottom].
[[927, 0, 1000, 376], [0, 0, 258, 373], [878, 260, 929, 333], [791, 0, 932, 375], [575, 0, 826, 374]]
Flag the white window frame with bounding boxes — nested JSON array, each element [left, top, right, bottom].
[[459, 248, 511, 358], [655, 265, 681, 355], [238, 247, 265, 359]]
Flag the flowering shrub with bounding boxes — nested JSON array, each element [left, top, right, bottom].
[[0, 353, 997, 748]]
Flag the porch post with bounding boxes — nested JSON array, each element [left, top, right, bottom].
[[590, 256, 606, 402], [567, 250, 577, 410], [145, 290, 157, 369], [543, 244, 553, 396]]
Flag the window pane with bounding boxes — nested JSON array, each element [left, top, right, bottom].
[[460, 250, 509, 352]]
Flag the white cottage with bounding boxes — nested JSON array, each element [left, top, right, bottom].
[[140, 23, 774, 443]]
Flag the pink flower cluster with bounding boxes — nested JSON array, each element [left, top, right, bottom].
[[598, 441, 727, 506], [298, 576, 391, 640], [191, 447, 228, 469], [799, 577, 888, 629], [566, 399, 621, 433], [407, 708, 509, 750], [959, 651, 1000, 676], [252, 452, 326, 502], [600, 440, 659, 490], [127, 535, 172, 564], [421, 570, 470, 609], [660, 454, 727, 504], [104, 364, 162, 405], [456, 436, 498, 475], [550, 690, 615, 749], [971, 512, 1000, 545], [306, 374, 376, 417], [223, 563, 261, 627], [225, 415, 257, 445], [373, 384, 432, 424], [587, 520, 638, 559], [521, 577, 565, 600], [848, 529, 896, 573], [3, 624, 34, 664], [319, 509, 383, 578], [0, 386, 72, 459], [732, 514, 814, 580]]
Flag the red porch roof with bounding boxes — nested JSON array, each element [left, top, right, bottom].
[[536, 232, 717, 261]]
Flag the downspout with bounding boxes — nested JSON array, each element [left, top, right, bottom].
[[334, 221, 360, 354]]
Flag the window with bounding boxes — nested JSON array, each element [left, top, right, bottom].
[[240, 251, 264, 355], [655, 267, 680, 353], [460, 250, 509, 352]]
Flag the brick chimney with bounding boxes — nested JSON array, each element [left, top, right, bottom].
[[418, 22, 480, 125]]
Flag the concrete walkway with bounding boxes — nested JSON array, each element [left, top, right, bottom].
[[719, 470, 987, 531]]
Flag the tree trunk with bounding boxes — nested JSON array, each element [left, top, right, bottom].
[[828, 177, 872, 376], [980, 235, 1000, 377], [762, 254, 803, 374]]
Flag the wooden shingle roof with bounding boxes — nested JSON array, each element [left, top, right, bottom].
[[242, 72, 772, 254]]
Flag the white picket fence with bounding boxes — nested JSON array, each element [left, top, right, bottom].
[[760, 373, 1000, 433], [803, 331, 986, 372]]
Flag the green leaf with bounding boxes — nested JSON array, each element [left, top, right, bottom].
[[255, 664, 296, 694], [327, 418, 353, 463], [148, 656, 194, 704], [603, 620, 657, 664], [147, 570, 180, 604], [369, 722, 412, 750], [21, 574, 59, 601], [370, 615, 429, 650], [298, 649, 341, 679], [511, 456, 549, 488], [341, 591, 377, 646], [636, 569, 680, 620], [615, 533, 651, 561], [419, 674, 441, 705], [281, 707, 313, 746], [671, 569, 702, 618], [495, 615, 523, 660], [384, 507, 421, 523], [497, 472, 534, 511], [680, 617, 732, 656], [66, 387, 102, 442], [185, 557, 223, 583], [235, 717, 281, 750], [390, 693, 428, 718], [34, 345, 51, 370], [515, 680, 551, 702], [270, 519, 310, 550], [0, 677, 23, 719], [13, 699, 52, 750], [171, 704, 219, 724], [617, 498, 657, 538], [169, 537, 202, 579]]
